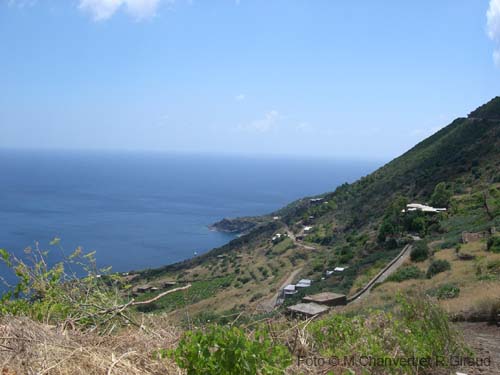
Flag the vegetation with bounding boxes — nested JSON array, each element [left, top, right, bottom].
[[308, 295, 468, 374], [430, 182, 453, 208], [410, 241, 430, 262], [134, 276, 233, 313], [427, 283, 460, 300], [1, 98, 500, 373], [170, 325, 291, 375], [487, 236, 500, 253], [427, 260, 451, 278], [0, 244, 127, 330], [385, 265, 424, 282]]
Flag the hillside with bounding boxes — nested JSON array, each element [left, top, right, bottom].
[[131, 97, 500, 318], [1, 97, 499, 374]]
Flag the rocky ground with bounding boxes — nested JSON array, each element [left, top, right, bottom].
[[455, 322, 500, 375]]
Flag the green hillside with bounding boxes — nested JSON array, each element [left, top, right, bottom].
[[1, 98, 500, 375]]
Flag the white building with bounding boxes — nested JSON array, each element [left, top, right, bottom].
[[402, 203, 447, 214], [296, 279, 312, 288], [284, 284, 297, 296]]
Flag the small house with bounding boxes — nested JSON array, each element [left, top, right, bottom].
[[136, 285, 152, 293], [296, 279, 312, 288], [162, 281, 177, 288], [284, 284, 297, 296]]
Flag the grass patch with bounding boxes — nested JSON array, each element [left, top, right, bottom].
[[271, 237, 294, 255], [135, 276, 234, 313]]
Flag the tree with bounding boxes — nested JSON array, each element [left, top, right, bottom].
[[430, 182, 453, 208], [378, 219, 396, 243], [410, 241, 429, 262], [378, 195, 408, 242]]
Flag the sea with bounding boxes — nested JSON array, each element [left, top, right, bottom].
[[0, 150, 380, 277]]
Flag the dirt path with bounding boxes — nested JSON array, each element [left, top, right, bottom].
[[285, 227, 316, 250], [454, 322, 500, 375], [258, 267, 303, 312]]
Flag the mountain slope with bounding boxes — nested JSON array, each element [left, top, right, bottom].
[[134, 97, 500, 320]]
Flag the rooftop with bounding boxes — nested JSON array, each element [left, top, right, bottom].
[[287, 302, 329, 317], [303, 292, 346, 304]]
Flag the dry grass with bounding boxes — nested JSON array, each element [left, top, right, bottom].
[[347, 240, 500, 320], [0, 315, 182, 375]]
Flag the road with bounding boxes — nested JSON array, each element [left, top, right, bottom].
[[348, 243, 414, 303], [257, 267, 303, 312]]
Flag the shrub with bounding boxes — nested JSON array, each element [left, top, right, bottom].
[[308, 295, 468, 374], [430, 182, 453, 208], [386, 265, 424, 282], [487, 236, 500, 253], [170, 325, 291, 375], [0, 244, 125, 330], [410, 241, 429, 262], [427, 283, 460, 299], [426, 260, 451, 278]]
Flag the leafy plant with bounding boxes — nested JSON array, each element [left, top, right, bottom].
[[426, 260, 451, 278], [0, 243, 125, 330], [487, 236, 500, 253], [170, 325, 291, 375]]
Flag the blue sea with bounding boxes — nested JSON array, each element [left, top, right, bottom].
[[0, 150, 379, 275]]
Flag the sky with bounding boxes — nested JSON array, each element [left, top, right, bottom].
[[0, 0, 499, 160]]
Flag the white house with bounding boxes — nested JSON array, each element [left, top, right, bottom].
[[296, 279, 312, 288], [402, 203, 447, 214], [284, 284, 297, 296]]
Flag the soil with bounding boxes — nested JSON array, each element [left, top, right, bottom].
[[454, 322, 500, 375]]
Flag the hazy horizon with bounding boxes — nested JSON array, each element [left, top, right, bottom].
[[1, 1, 499, 159]]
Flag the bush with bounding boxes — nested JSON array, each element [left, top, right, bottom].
[[427, 260, 451, 278], [427, 283, 460, 299], [0, 244, 126, 330], [386, 265, 424, 282], [410, 241, 429, 262], [170, 325, 291, 374], [308, 295, 468, 374], [487, 236, 500, 253], [430, 182, 453, 208]]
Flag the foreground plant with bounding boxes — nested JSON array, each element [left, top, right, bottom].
[[308, 294, 469, 374], [170, 324, 292, 375], [0, 241, 190, 332]]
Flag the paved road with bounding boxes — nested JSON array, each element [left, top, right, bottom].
[[348, 243, 414, 303]]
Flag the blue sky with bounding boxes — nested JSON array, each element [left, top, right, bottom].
[[1, 0, 499, 159]]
